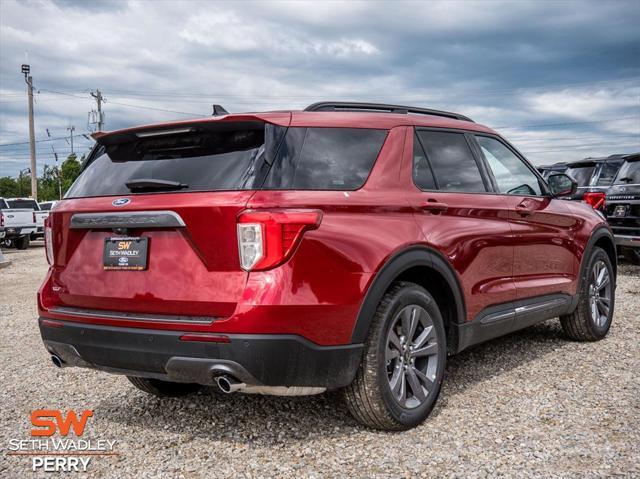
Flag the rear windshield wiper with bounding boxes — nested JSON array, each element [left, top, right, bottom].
[[617, 177, 634, 183], [125, 178, 188, 191]]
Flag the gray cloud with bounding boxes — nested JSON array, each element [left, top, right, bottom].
[[0, 0, 638, 177]]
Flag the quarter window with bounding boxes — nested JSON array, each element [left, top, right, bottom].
[[412, 134, 436, 190], [416, 131, 486, 192], [476, 136, 542, 196]]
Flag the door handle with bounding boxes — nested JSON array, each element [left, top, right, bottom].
[[515, 201, 534, 217], [420, 199, 448, 214]]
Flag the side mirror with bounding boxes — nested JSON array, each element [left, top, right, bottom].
[[547, 173, 577, 197]]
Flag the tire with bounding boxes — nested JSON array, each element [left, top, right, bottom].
[[15, 235, 30, 250], [343, 281, 447, 431], [127, 376, 201, 397], [560, 247, 615, 341], [623, 247, 640, 266]]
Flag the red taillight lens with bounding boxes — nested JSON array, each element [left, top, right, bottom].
[[583, 191, 606, 210], [237, 209, 322, 271], [0, 213, 4, 227]]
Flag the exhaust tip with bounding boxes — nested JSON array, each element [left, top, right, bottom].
[[51, 355, 63, 368], [215, 375, 245, 394], [216, 376, 233, 393]]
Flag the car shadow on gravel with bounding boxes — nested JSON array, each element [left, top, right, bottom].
[[94, 320, 574, 442]]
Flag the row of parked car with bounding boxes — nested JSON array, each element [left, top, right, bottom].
[[538, 152, 639, 264], [0, 197, 57, 249]]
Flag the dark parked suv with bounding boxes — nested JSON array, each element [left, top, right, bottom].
[[604, 153, 640, 264], [38, 102, 617, 430]]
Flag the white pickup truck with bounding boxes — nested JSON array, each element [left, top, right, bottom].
[[7, 198, 49, 240], [0, 197, 37, 249]]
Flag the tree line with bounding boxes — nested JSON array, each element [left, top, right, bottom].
[[0, 155, 82, 201]]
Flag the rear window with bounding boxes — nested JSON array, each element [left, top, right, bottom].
[[66, 124, 387, 198], [7, 199, 39, 210], [40, 202, 53, 211]]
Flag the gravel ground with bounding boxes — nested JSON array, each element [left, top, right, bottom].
[[1, 244, 639, 478]]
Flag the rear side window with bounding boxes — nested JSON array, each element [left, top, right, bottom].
[[566, 164, 595, 187], [416, 130, 486, 192], [412, 134, 436, 190], [263, 127, 387, 190], [0, 199, 8, 209], [614, 160, 640, 184], [66, 123, 285, 198], [7, 199, 39, 210], [40, 202, 53, 211], [592, 161, 622, 186]]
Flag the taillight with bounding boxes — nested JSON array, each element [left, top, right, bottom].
[[44, 220, 54, 265], [0, 213, 4, 227], [33, 211, 36, 223], [583, 191, 606, 210], [237, 209, 322, 271]]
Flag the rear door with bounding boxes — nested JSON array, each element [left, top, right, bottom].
[[408, 129, 516, 323], [47, 119, 288, 319], [471, 134, 579, 301]]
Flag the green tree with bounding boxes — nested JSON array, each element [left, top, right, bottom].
[[0, 176, 18, 198], [60, 154, 82, 193]]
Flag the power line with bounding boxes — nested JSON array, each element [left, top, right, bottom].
[[0, 134, 91, 147]]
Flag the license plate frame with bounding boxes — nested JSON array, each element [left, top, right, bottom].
[[103, 237, 149, 271], [613, 205, 627, 217]]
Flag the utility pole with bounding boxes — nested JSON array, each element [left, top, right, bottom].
[[67, 125, 75, 155], [90, 90, 105, 131], [46, 129, 63, 200], [22, 64, 37, 200]]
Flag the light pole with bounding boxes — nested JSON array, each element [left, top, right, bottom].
[[21, 64, 37, 200]]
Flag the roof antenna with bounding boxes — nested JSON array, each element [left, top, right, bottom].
[[212, 104, 228, 116]]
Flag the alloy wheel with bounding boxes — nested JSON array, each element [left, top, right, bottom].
[[588, 260, 612, 327], [386, 305, 439, 409]]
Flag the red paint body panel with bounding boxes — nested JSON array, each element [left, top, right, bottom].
[[39, 112, 608, 347]]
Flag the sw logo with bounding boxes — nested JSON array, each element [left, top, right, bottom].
[[118, 241, 132, 250], [31, 409, 93, 437]]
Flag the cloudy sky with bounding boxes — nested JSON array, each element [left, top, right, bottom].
[[0, 0, 638, 177]]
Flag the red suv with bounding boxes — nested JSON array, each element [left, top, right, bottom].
[[38, 102, 617, 430]]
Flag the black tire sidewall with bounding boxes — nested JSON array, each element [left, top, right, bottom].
[[375, 286, 446, 428]]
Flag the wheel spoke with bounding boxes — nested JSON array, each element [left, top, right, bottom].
[[396, 369, 407, 403], [389, 365, 402, 392], [386, 347, 400, 361], [597, 272, 609, 290], [413, 325, 433, 349], [595, 265, 606, 288], [388, 330, 402, 351], [406, 367, 426, 402], [591, 299, 598, 322], [599, 296, 610, 306], [413, 367, 435, 392], [596, 299, 609, 317], [410, 342, 438, 358]]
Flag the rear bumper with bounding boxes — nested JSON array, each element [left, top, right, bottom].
[[3, 226, 36, 238], [39, 318, 362, 389], [614, 234, 640, 248]]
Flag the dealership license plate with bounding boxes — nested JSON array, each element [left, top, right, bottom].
[[613, 205, 627, 217], [103, 237, 148, 270]]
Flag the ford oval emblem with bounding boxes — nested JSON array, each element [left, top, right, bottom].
[[112, 198, 130, 207]]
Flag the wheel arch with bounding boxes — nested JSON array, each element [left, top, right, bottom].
[[350, 246, 466, 354]]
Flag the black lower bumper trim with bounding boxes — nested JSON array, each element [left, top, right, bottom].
[[39, 319, 363, 389]]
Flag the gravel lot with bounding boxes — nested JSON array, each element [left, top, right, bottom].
[[1, 244, 638, 478]]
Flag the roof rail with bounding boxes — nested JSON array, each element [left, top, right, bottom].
[[304, 101, 473, 122]]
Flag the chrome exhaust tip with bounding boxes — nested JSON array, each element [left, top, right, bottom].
[[51, 355, 64, 368], [215, 375, 246, 394]]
